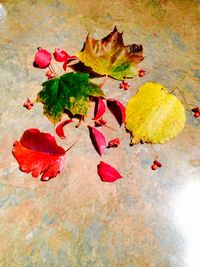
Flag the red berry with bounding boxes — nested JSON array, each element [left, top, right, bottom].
[[119, 81, 130, 90], [46, 70, 55, 79], [153, 160, 162, 168], [151, 164, 158, 170], [99, 119, 107, 125], [107, 138, 121, 148], [194, 112, 200, 118], [138, 69, 146, 77], [192, 107, 200, 113]]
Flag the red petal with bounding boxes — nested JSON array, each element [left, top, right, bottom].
[[97, 161, 123, 182], [13, 129, 66, 181], [93, 97, 106, 120], [53, 48, 70, 62], [34, 48, 52, 69], [56, 119, 73, 139], [88, 126, 106, 156], [107, 98, 125, 126]]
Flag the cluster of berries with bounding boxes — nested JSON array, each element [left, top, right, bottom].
[[107, 138, 121, 148], [23, 98, 34, 110], [151, 160, 162, 171], [191, 107, 200, 118]]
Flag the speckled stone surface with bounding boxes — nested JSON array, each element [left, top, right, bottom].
[[0, 1, 200, 266]]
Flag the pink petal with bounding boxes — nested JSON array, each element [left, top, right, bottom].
[[34, 48, 52, 69], [97, 161, 123, 182], [107, 98, 125, 126], [93, 97, 106, 120], [53, 48, 70, 62], [56, 119, 73, 139], [88, 126, 106, 156]]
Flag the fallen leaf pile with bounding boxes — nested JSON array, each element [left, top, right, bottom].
[[12, 27, 190, 182]]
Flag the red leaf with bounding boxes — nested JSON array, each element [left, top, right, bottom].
[[34, 48, 52, 69], [53, 48, 70, 62], [56, 119, 73, 139], [88, 126, 106, 156], [107, 98, 125, 126], [63, 55, 78, 71], [93, 97, 106, 120], [97, 161, 123, 182], [12, 129, 66, 181]]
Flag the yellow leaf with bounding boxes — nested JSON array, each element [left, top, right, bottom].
[[125, 82, 186, 144], [77, 27, 144, 80]]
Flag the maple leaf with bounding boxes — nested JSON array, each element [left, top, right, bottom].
[[125, 82, 186, 144], [37, 72, 105, 124], [12, 129, 66, 181], [77, 26, 144, 80]]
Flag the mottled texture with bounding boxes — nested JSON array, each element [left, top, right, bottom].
[[0, 0, 200, 266]]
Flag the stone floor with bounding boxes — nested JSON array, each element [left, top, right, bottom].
[[0, 0, 200, 266]]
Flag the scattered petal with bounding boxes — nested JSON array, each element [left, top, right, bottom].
[[53, 48, 70, 62], [88, 126, 106, 156], [33, 48, 52, 69], [56, 119, 73, 139], [12, 129, 66, 181], [97, 161, 123, 182], [107, 98, 125, 126], [93, 97, 106, 120]]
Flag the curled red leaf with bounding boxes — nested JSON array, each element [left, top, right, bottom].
[[88, 126, 106, 156], [107, 98, 125, 126], [63, 55, 78, 71], [56, 119, 73, 139], [97, 161, 123, 182], [53, 48, 70, 62], [93, 97, 106, 120], [12, 129, 66, 181], [33, 48, 52, 69]]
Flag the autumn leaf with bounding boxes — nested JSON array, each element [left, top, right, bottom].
[[12, 129, 66, 181], [37, 72, 105, 124], [125, 82, 186, 144], [77, 26, 144, 80]]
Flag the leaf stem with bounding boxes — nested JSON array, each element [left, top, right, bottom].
[[65, 135, 80, 153]]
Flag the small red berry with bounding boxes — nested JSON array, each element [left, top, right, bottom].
[[23, 98, 34, 110], [107, 138, 121, 148], [138, 69, 146, 78], [194, 112, 200, 118], [153, 160, 162, 168], [191, 107, 200, 112], [151, 164, 158, 171], [46, 70, 55, 79], [98, 119, 107, 125]]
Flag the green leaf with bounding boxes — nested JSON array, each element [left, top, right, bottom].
[[77, 27, 144, 80], [125, 82, 186, 144], [37, 72, 105, 124]]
